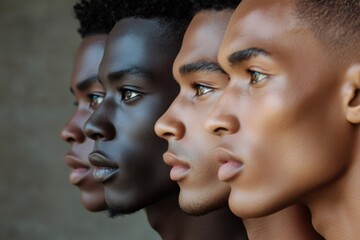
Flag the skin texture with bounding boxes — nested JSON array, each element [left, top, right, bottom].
[[154, 10, 248, 239], [61, 35, 107, 212], [84, 17, 248, 240], [156, 9, 322, 240], [84, 18, 179, 215], [155, 10, 233, 215], [206, 0, 360, 239]]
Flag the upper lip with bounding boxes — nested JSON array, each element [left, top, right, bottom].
[[162, 151, 190, 168], [88, 151, 118, 168], [213, 147, 243, 165], [65, 153, 90, 169]]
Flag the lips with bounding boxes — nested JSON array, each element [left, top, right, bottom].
[[65, 154, 90, 185], [88, 152, 119, 183], [213, 148, 244, 182], [162, 152, 190, 181]]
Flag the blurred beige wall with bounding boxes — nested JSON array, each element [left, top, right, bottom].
[[0, 1, 159, 239]]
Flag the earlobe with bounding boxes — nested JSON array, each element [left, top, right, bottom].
[[344, 64, 360, 124]]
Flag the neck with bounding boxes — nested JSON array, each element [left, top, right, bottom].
[[307, 141, 360, 240], [243, 205, 324, 240], [145, 193, 248, 240]]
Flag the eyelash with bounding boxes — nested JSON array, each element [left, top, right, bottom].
[[118, 88, 143, 102], [247, 69, 268, 85], [88, 93, 105, 110], [72, 92, 105, 109], [192, 83, 214, 97]]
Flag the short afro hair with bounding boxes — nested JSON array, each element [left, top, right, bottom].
[[108, 0, 194, 44], [192, 0, 241, 13], [296, 0, 360, 60], [73, 0, 116, 38]]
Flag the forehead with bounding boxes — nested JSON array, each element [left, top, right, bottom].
[[101, 18, 173, 76], [175, 10, 233, 66], [72, 35, 106, 85], [220, 0, 299, 60]]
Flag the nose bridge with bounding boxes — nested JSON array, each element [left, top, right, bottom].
[[61, 110, 86, 144], [155, 97, 186, 140], [205, 87, 240, 136], [84, 97, 116, 141]]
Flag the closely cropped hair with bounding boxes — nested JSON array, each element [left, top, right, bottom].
[[109, 0, 194, 44], [74, 0, 116, 38], [296, 0, 360, 59], [192, 0, 241, 13]]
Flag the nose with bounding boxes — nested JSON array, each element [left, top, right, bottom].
[[61, 112, 86, 144], [155, 105, 185, 141], [205, 98, 240, 136], [84, 103, 116, 141]]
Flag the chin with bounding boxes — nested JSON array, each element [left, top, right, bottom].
[[179, 191, 225, 216], [80, 192, 107, 212], [228, 189, 283, 218]]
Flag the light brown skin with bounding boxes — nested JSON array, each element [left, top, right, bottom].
[[155, 10, 247, 239], [84, 18, 246, 240], [156, 9, 322, 240], [205, 0, 360, 239], [61, 35, 107, 212]]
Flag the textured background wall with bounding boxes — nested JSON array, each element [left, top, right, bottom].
[[0, 0, 159, 239]]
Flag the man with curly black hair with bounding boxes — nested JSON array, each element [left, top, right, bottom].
[[206, 0, 360, 238], [156, 0, 322, 239], [61, 0, 114, 212], [84, 0, 247, 239]]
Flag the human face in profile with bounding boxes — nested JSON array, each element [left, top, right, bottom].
[[206, 0, 354, 218], [61, 35, 106, 212], [155, 10, 233, 215], [84, 18, 179, 216]]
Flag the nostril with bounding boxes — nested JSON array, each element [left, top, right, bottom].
[[66, 137, 75, 143], [214, 127, 229, 135], [162, 132, 175, 139], [61, 126, 85, 143], [91, 133, 104, 141]]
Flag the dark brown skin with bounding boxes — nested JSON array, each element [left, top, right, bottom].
[[84, 18, 244, 240], [156, 9, 321, 240], [206, 0, 360, 239], [61, 35, 107, 212]]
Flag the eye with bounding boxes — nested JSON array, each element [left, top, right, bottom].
[[88, 93, 104, 109], [120, 88, 142, 101], [248, 70, 268, 85], [192, 83, 213, 97]]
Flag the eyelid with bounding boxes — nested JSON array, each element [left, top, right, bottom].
[[88, 93, 105, 110], [117, 86, 144, 102], [247, 69, 269, 85], [192, 82, 214, 97]]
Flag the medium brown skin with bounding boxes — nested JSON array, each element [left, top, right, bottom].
[[156, 10, 235, 215], [206, 0, 360, 239], [155, 10, 247, 239], [156, 9, 322, 240], [84, 18, 245, 240], [61, 35, 107, 212]]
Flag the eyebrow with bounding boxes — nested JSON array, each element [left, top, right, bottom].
[[70, 76, 100, 93], [77, 76, 100, 90], [228, 48, 270, 66], [107, 67, 153, 84], [179, 61, 226, 76]]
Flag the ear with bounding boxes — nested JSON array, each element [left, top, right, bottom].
[[343, 64, 360, 124]]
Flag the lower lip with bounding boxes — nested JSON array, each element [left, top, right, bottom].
[[93, 167, 118, 183], [170, 165, 190, 181], [69, 168, 89, 185], [218, 161, 243, 181]]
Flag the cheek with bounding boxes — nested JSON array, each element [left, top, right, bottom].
[[241, 90, 351, 197]]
